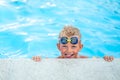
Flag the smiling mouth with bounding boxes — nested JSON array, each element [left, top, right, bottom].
[[65, 54, 74, 58]]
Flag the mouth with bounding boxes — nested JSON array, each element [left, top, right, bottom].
[[65, 54, 75, 58]]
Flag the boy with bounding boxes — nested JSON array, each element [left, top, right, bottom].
[[32, 25, 114, 62]]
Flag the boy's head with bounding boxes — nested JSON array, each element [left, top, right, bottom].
[[57, 25, 83, 58]]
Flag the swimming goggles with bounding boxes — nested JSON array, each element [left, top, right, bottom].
[[59, 37, 78, 44]]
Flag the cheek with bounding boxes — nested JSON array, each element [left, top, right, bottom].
[[73, 50, 78, 54], [60, 47, 66, 53], [73, 47, 80, 53]]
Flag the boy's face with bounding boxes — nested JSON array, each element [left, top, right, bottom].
[[57, 36, 83, 58]]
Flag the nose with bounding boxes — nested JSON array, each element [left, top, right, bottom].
[[66, 47, 72, 53]]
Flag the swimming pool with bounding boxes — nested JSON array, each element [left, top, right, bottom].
[[0, 0, 120, 58]]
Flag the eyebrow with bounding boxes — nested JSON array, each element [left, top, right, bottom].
[[60, 43, 66, 45], [72, 44, 77, 46]]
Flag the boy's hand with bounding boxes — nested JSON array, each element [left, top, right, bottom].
[[103, 56, 114, 62], [32, 56, 41, 62]]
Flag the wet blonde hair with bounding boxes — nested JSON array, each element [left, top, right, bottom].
[[59, 25, 81, 38]]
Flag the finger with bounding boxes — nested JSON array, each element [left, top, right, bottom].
[[108, 56, 111, 62], [104, 56, 108, 61], [108, 56, 114, 62], [32, 56, 35, 60], [35, 56, 38, 60], [110, 56, 114, 61], [106, 56, 111, 62], [106, 56, 109, 61], [35, 56, 41, 62], [111, 56, 114, 61], [36, 56, 41, 61], [33, 56, 38, 61]]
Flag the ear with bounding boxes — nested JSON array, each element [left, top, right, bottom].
[[79, 43, 83, 51], [57, 43, 61, 51]]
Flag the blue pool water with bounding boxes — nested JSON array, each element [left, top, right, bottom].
[[0, 0, 120, 58]]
